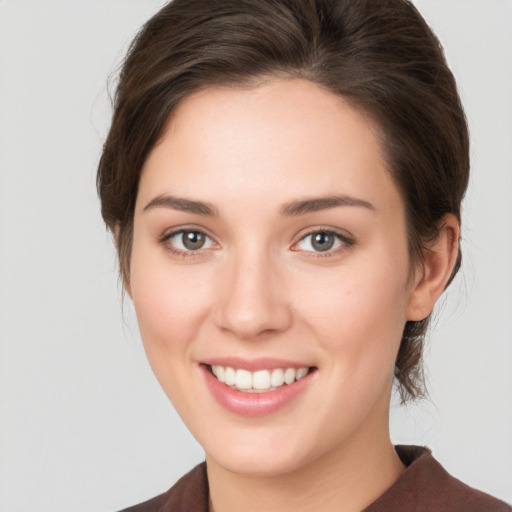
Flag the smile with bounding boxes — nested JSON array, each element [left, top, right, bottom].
[[202, 361, 317, 416], [210, 365, 311, 393]]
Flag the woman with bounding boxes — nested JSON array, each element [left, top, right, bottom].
[[97, 0, 511, 510]]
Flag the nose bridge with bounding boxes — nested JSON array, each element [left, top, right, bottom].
[[214, 241, 291, 339]]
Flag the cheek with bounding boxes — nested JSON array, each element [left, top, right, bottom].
[[129, 244, 213, 357], [294, 251, 410, 370], [287, 253, 411, 444]]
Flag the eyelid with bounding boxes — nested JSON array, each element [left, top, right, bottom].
[[159, 222, 217, 240], [291, 227, 355, 255], [159, 225, 219, 257], [157, 224, 354, 258]]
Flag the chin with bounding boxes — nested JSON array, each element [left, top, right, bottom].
[[208, 447, 309, 478], [202, 424, 328, 478]]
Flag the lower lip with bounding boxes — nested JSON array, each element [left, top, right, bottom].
[[201, 365, 315, 417]]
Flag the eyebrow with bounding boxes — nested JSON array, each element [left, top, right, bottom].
[[280, 195, 375, 216], [143, 195, 219, 217], [143, 193, 375, 217]]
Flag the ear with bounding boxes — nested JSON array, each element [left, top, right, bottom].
[[406, 214, 460, 321]]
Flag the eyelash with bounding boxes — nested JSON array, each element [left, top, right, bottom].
[[292, 229, 355, 258], [159, 227, 355, 259], [159, 228, 215, 259]]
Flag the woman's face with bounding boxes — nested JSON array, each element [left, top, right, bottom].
[[129, 79, 418, 476]]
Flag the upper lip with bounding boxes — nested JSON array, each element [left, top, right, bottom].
[[200, 357, 314, 372]]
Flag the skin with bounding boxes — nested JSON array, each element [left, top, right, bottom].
[[127, 79, 459, 512]]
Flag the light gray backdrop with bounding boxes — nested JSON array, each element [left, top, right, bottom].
[[0, 1, 511, 511]]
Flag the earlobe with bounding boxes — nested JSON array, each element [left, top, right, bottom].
[[406, 214, 460, 321]]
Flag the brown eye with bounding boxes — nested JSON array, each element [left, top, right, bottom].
[[164, 229, 215, 253], [182, 230, 206, 250], [311, 232, 335, 252], [295, 230, 353, 254]]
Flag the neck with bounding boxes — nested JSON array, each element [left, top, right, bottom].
[[206, 421, 404, 512]]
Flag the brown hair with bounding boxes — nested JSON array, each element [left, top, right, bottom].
[[97, 0, 469, 402]]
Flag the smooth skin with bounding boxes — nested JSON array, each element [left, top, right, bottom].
[[127, 79, 459, 512]]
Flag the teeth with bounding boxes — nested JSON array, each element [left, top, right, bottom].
[[253, 370, 271, 390], [271, 368, 285, 387], [296, 367, 308, 380], [235, 369, 252, 390], [210, 365, 311, 392], [216, 366, 226, 383], [225, 366, 236, 386], [284, 368, 295, 384]]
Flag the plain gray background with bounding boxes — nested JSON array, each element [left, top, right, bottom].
[[0, 1, 511, 510]]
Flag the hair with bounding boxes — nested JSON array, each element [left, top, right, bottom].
[[97, 0, 469, 402]]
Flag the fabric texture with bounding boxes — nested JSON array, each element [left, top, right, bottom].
[[118, 445, 511, 512]]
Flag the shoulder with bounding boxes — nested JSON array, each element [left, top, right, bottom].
[[367, 445, 511, 512], [117, 462, 208, 512]]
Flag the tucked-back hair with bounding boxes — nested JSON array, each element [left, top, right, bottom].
[[97, 0, 469, 402]]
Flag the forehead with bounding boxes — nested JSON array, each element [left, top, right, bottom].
[[137, 79, 402, 217]]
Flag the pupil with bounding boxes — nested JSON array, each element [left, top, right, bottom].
[[183, 231, 205, 250], [312, 232, 334, 251]]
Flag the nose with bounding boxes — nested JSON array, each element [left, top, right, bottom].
[[213, 248, 292, 340]]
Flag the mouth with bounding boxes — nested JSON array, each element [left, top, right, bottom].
[[200, 358, 318, 416], [207, 364, 314, 393]]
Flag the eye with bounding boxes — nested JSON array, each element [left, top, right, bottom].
[[294, 230, 353, 254], [164, 229, 216, 252]]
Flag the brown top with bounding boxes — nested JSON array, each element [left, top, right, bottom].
[[119, 446, 511, 512]]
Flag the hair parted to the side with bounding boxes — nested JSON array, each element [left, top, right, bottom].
[[97, 0, 469, 403]]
